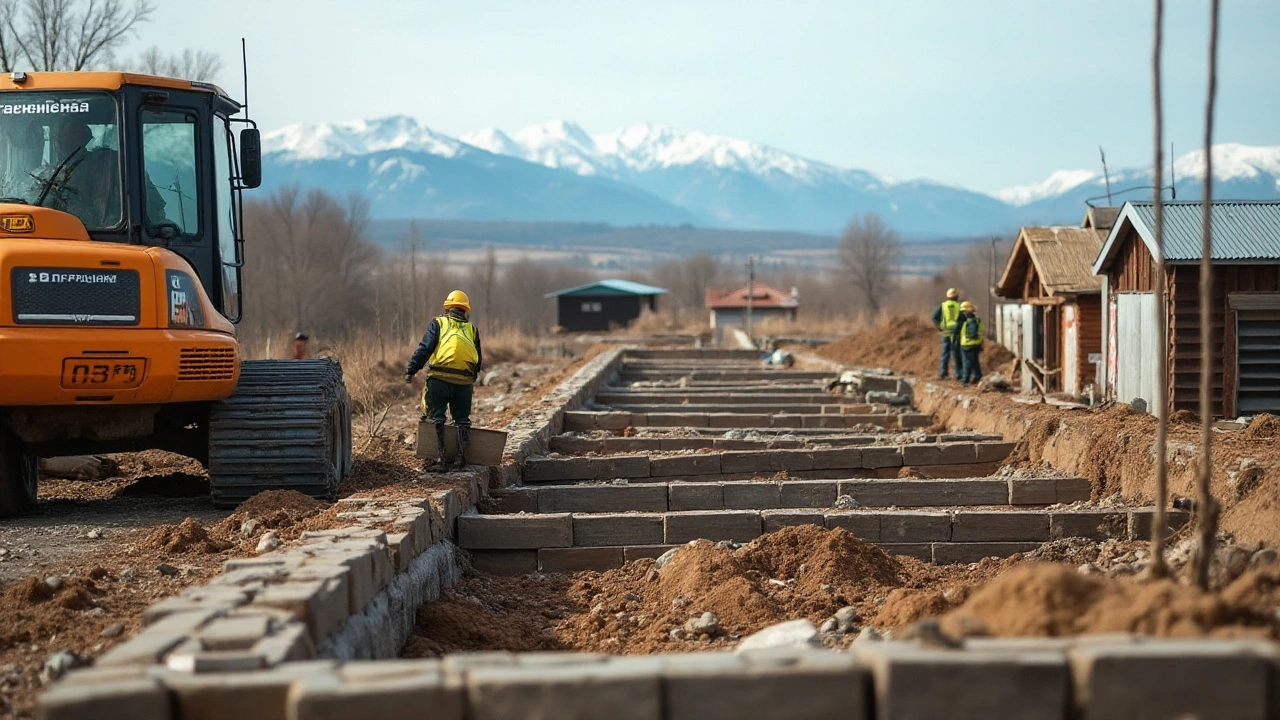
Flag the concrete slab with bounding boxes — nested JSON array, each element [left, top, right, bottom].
[[951, 511, 1050, 542], [539, 547, 625, 573], [538, 485, 668, 513], [573, 514, 665, 547], [879, 511, 951, 543], [722, 482, 782, 510], [824, 512, 880, 542], [780, 480, 838, 508], [762, 509, 826, 533], [665, 511, 762, 544], [457, 514, 573, 550]]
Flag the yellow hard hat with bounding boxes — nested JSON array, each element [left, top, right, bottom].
[[444, 290, 470, 311], [946, 288, 959, 299], [960, 301, 975, 311]]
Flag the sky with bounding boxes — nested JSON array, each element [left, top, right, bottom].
[[146, 0, 1280, 194]]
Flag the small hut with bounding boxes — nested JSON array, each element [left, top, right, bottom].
[[545, 279, 667, 332]]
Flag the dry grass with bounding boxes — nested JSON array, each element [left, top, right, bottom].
[[482, 325, 539, 365], [754, 313, 869, 338], [627, 309, 709, 335]]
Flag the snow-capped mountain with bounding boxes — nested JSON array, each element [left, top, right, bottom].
[[261, 116, 1280, 236]]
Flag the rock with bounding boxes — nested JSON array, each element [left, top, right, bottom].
[[737, 619, 821, 652], [669, 628, 686, 641], [1108, 563, 1136, 577], [119, 567, 137, 582], [256, 532, 281, 554], [1129, 398, 1148, 414], [671, 596, 690, 610], [0, 548, 8, 557], [85, 529, 104, 540], [854, 626, 883, 643], [44, 576, 64, 593], [40, 455, 119, 481], [157, 563, 180, 577], [1213, 545, 1252, 586], [684, 612, 720, 636], [833, 495, 858, 510], [239, 518, 261, 537], [645, 569, 659, 583], [654, 547, 680, 570], [1077, 563, 1102, 576], [897, 619, 961, 649], [866, 391, 911, 406], [482, 371, 500, 386], [984, 373, 1010, 391], [820, 618, 839, 634], [99, 623, 125, 639], [1250, 547, 1279, 568], [834, 606, 859, 630], [623, 592, 641, 603], [40, 650, 80, 684]]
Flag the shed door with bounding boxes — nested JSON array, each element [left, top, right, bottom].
[[1115, 293, 1158, 410], [1236, 309, 1280, 414]]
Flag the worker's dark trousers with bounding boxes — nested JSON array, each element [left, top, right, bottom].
[[939, 335, 962, 380], [960, 347, 983, 384], [424, 378, 473, 426]]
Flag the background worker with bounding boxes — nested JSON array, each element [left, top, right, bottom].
[[956, 300, 984, 385], [404, 290, 483, 471], [931, 287, 963, 380]]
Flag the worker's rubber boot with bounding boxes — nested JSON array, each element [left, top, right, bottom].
[[433, 423, 450, 473], [452, 425, 470, 470]]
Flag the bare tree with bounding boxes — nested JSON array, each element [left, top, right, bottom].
[[134, 45, 222, 80], [838, 213, 901, 314], [0, 0, 153, 71], [653, 253, 720, 319], [469, 246, 497, 324]]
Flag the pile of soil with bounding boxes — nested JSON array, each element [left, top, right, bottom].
[[940, 562, 1280, 639], [816, 315, 1013, 378], [141, 518, 232, 555], [405, 573, 578, 656], [1245, 414, 1280, 440]]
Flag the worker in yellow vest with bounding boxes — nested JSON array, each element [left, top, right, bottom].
[[405, 290, 483, 471], [931, 288, 963, 380], [957, 300, 984, 385]]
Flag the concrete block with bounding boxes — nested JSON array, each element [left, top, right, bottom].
[[975, 441, 1018, 463], [897, 413, 933, 429], [770, 415, 805, 429], [604, 438, 662, 453], [720, 451, 774, 474], [665, 650, 867, 720], [722, 482, 782, 509], [669, 482, 724, 511], [289, 667, 465, 720], [252, 622, 314, 666], [623, 545, 678, 562], [144, 587, 251, 624], [96, 610, 215, 667], [648, 413, 708, 428], [900, 444, 941, 466], [938, 442, 982, 465], [385, 532, 414, 573], [523, 457, 594, 483], [762, 509, 826, 533], [288, 564, 353, 616], [550, 436, 605, 454], [780, 480, 838, 508], [771, 450, 815, 472], [824, 512, 880, 542], [457, 514, 573, 550], [857, 642, 1069, 720], [933, 542, 1042, 564], [487, 489, 539, 514], [840, 479, 1009, 507], [391, 510, 433, 555], [861, 446, 904, 469], [1128, 509, 1191, 540], [253, 579, 347, 645], [1055, 477, 1093, 503], [591, 455, 651, 479], [470, 550, 539, 576], [651, 454, 722, 477], [665, 511, 762, 544], [539, 485, 668, 513], [708, 413, 769, 428], [1049, 511, 1128, 542], [1008, 477, 1057, 505], [160, 661, 335, 720], [810, 447, 863, 470], [539, 547, 626, 573], [879, 512, 951, 542], [661, 438, 715, 451], [878, 543, 934, 562], [37, 676, 170, 720], [198, 614, 270, 651], [466, 659, 662, 720], [951, 511, 1050, 542], [1069, 640, 1276, 720], [573, 513, 665, 546]]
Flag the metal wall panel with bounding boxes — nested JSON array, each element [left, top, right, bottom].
[[1115, 292, 1159, 410], [1236, 309, 1280, 414]]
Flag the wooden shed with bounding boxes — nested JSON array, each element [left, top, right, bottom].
[[995, 226, 1106, 395], [545, 279, 667, 332], [1092, 200, 1280, 417]]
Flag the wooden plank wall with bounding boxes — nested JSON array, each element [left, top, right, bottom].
[[1075, 295, 1103, 388]]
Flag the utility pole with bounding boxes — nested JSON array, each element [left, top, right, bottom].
[[989, 236, 997, 337], [745, 256, 755, 342], [1099, 146, 1113, 205]]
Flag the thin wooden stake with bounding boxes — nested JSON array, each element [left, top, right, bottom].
[[1148, 0, 1169, 579]]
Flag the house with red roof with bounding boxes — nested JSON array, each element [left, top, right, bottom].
[[704, 283, 799, 330]]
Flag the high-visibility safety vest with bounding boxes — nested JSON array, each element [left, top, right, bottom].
[[427, 315, 480, 384], [960, 315, 984, 348], [938, 300, 961, 333]]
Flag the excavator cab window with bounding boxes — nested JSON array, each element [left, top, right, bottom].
[[0, 91, 123, 230], [140, 107, 200, 239]]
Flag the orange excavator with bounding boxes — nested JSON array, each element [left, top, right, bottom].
[[0, 71, 351, 516]]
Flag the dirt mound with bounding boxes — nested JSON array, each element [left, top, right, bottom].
[[141, 518, 233, 555], [1171, 409, 1200, 425], [406, 573, 576, 656], [817, 315, 1012, 378], [5, 576, 53, 605], [939, 562, 1279, 639], [235, 489, 326, 517], [1245, 414, 1280, 440]]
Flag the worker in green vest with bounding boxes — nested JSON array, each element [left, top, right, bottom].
[[957, 300, 984, 385], [405, 290, 483, 471], [931, 288, 963, 380]]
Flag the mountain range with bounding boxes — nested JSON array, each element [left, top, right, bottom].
[[261, 116, 1280, 238]]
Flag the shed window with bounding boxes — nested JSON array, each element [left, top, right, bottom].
[[581, 302, 602, 313]]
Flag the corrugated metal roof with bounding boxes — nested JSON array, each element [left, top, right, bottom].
[[1127, 201, 1280, 262], [996, 227, 1105, 298], [544, 279, 669, 298]]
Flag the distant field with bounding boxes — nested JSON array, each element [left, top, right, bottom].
[[368, 218, 980, 275]]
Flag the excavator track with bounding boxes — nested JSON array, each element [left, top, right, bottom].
[[207, 359, 352, 507]]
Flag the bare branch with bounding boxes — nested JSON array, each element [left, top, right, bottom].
[[838, 212, 901, 315]]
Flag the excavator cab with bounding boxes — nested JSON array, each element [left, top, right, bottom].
[[0, 72, 351, 516]]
